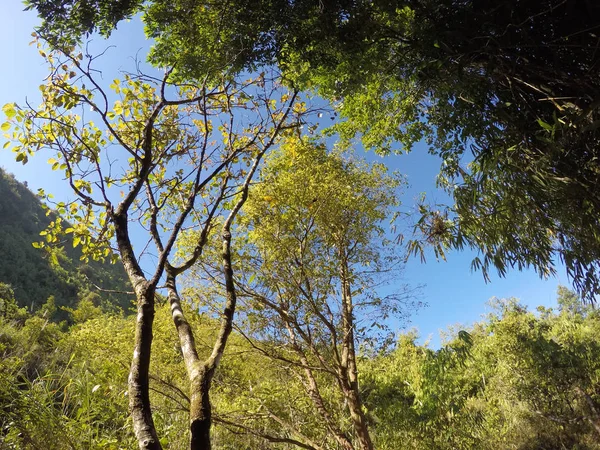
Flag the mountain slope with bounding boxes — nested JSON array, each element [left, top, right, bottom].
[[0, 167, 132, 315]]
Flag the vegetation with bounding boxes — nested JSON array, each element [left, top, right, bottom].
[[1, 1, 600, 448], [361, 290, 600, 449], [185, 138, 418, 450], [2, 284, 599, 449], [25, 0, 600, 299], [0, 167, 131, 318], [3, 32, 307, 447]]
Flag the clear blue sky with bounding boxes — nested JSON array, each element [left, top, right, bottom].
[[0, 1, 570, 347]]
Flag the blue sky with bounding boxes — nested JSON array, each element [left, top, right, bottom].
[[0, 1, 570, 347]]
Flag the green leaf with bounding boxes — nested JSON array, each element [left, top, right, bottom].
[[2, 103, 16, 119], [537, 118, 553, 132]]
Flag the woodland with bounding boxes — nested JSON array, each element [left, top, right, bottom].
[[1, 0, 600, 449]]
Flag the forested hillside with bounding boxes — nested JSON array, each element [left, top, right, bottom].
[[0, 167, 131, 315]]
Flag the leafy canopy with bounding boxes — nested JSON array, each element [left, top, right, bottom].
[[25, 0, 600, 301]]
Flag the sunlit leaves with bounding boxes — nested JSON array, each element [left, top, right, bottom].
[[360, 290, 600, 449], [3, 103, 16, 120], [240, 136, 407, 341], [8, 35, 304, 277]]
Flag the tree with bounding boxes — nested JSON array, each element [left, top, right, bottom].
[[556, 285, 591, 317], [360, 290, 600, 449], [0, 283, 25, 321], [161, 133, 291, 449], [3, 35, 304, 449], [190, 138, 417, 449], [26, 0, 600, 301], [287, 0, 600, 302]]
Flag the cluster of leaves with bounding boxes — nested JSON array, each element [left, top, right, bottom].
[[239, 136, 409, 338], [24, 0, 142, 44], [327, 0, 600, 301], [26, 0, 384, 81], [279, 0, 600, 301]]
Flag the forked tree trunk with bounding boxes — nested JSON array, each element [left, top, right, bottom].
[[166, 272, 214, 450], [165, 140, 271, 448], [165, 224, 240, 449], [114, 210, 162, 450]]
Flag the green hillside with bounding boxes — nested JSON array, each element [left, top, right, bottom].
[[0, 167, 132, 316]]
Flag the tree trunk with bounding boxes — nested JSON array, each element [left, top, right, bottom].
[[114, 210, 162, 450], [345, 388, 372, 450], [340, 258, 373, 450], [166, 272, 213, 450], [164, 221, 241, 448], [189, 365, 214, 450], [285, 322, 355, 450], [129, 285, 161, 450], [302, 364, 355, 450]]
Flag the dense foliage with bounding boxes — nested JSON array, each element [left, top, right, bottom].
[[2, 286, 599, 449], [25, 0, 600, 300], [5, 1, 600, 448], [362, 290, 600, 449]]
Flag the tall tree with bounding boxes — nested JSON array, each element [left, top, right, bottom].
[[161, 106, 299, 448], [2, 36, 304, 448], [284, 0, 600, 301], [195, 138, 417, 449]]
